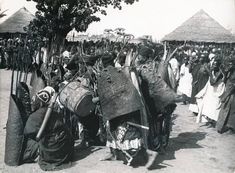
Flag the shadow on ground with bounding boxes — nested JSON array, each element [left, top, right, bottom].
[[73, 145, 103, 162], [147, 131, 206, 170]]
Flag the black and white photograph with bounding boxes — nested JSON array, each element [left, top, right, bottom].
[[0, 0, 235, 172]]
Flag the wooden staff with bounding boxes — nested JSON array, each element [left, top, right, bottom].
[[9, 39, 16, 95], [10, 65, 15, 95], [15, 40, 21, 96], [24, 45, 30, 83], [18, 35, 25, 82], [21, 36, 28, 82], [127, 121, 149, 130]]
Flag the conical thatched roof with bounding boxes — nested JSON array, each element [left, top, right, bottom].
[[0, 7, 34, 34], [162, 9, 235, 43]]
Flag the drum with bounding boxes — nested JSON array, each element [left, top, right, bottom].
[[59, 81, 95, 117]]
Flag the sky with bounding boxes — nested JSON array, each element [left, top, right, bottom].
[[1, 0, 235, 40]]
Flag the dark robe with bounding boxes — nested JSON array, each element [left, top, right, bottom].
[[38, 110, 74, 171], [216, 70, 235, 133], [23, 107, 74, 170], [22, 107, 47, 163], [24, 107, 47, 139], [190, 63, 209, 104]]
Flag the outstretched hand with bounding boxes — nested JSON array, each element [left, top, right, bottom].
[[175, 94, 190, 103]]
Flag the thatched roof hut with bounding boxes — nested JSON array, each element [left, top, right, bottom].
[[0, 7, 34, 35], [162, 9, 235, 43], [66, 34, 89, 42]]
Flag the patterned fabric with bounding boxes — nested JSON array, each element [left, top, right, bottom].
[[106, 138, 141, 150]]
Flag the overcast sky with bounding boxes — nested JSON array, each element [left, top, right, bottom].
[[1, 0, 235, 40]]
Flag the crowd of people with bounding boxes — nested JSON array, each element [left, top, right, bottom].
[[0, 38, 36, 71], [3, 36, 235, 171], [170, 43, 235, 134]]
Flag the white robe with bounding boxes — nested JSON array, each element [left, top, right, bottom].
[[169, 58, 180, 82], [195, 78, 225, 122], [178, 64, 192, 97]]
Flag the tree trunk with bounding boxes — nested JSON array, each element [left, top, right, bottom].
[[49, 33, 67, 58]]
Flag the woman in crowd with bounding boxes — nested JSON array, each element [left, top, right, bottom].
[[178, 54, 192, 104], [189, 53, 210, 114], [195, 57, 225, 125], [216, 57, 235, 133]]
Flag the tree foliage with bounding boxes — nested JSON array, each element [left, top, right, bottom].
[[26, 0, 138, 48]]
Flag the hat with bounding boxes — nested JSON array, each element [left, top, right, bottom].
[[36, 86, 55, 104]]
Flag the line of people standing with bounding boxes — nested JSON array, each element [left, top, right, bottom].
[[0, 38, 34, 71], [171, 44, 235, 134]]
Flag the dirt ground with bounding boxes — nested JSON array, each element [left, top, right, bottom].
[[0, 69, 235, 173]]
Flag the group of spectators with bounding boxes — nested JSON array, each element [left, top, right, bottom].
[[0, 37, 35, 71], [2, 37, 234, 135], [169, 43, 235, 134]]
